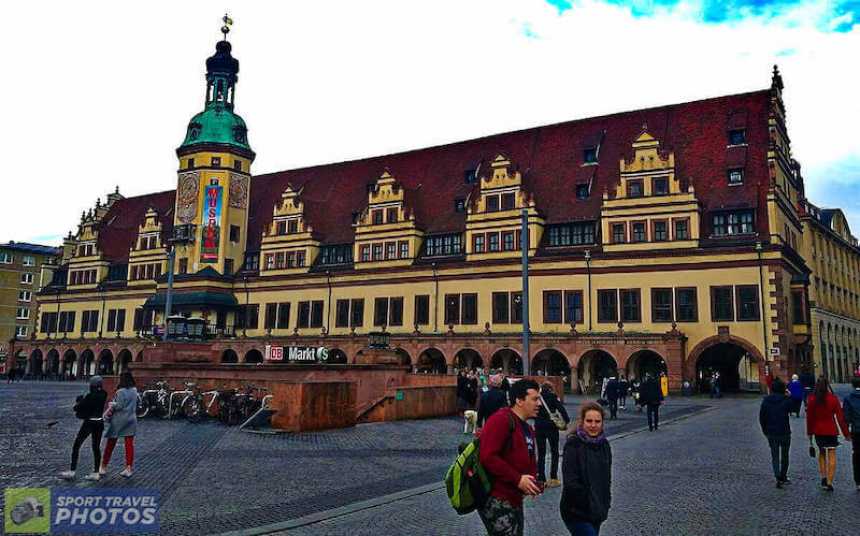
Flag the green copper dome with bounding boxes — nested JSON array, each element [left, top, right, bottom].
[[178, 40, 253, 155]]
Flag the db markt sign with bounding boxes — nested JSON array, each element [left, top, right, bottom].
[[265, 345, 329, 363]]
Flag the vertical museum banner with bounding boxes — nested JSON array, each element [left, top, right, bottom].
[[201, 184, 222, 263]]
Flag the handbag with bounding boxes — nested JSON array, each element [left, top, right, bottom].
[[539, 394, 567, 431]]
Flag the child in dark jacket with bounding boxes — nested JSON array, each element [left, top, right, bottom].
[[60, 376, 107, 481], [759, 378, 794, 487]]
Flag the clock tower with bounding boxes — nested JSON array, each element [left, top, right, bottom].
[[173, 17, 254, 276]]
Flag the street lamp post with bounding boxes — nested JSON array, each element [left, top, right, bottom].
[[162, 244, 177, 342], [243, 274, 249, 338]]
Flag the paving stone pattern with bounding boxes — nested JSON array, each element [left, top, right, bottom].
[[2, 382, 858, 535]]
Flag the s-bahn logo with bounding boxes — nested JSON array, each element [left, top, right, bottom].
[[265, 346, 328, 363]]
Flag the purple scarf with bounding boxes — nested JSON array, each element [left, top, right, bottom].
[[575, 426, 607, 445]]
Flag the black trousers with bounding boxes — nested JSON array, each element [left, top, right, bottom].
[[608, 398, 618, 419], [647, 403, 660, 430], [853, 434, 860, 486], [536, 426, 560, 481], [71, 420, 104, 472]]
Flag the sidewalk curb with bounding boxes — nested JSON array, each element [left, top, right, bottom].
[[215, 405, 715, 536]]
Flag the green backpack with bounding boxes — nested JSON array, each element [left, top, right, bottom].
[[445, 414, 514, 515]]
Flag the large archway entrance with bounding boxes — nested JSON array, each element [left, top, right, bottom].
[[29, 349, 44, 377], [577, 350, 617, 394], [626, 350, 667, 381], [416, 348, 446, 374], [63, 349, 78, 379], [97, 349, 114, 376], [490, 349, 523, 375], [245, 349, 264, 364], [327, 348, 348, 364], [695, 342, 760, 393], [47, 349, 60, 376], [117, 349, 133, 374], [454, 349, 483, 371]]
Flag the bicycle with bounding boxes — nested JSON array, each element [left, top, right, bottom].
[[137, 380, 171, 419], [216, 388, 243, 426]]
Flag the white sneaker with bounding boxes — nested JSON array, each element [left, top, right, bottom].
[[98, 466, 107, 476], [84, 473, 101, 481], [59, 470, 76, 480], [119, 468, 133, 478]]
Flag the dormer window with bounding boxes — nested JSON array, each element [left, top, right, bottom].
[[287, 220, 298, 234], [386, 207, 398, 223], [366, 183, 376, 194], [186, 158, 195, 169], [211, 156, 221, 167], [233, 160, 243, 171], [628, 180, 643, 198], [728, 169, 744, 185], [576, 184, 589, 200], [653, 177, 669, 195], [464, 169, 477, 184], [501, 193, 516, 211], [454, 198, 466, 212], [728, 129, 746, 146], [372, 210, 384, 225], [584, 148, 598, 164], [486, 195, 500, 212]]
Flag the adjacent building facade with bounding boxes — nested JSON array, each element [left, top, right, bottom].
[[0, 242, 61, 373], [15, 32, 828, 392]]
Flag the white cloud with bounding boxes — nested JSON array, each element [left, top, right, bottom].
[[0, 0, 857, 244]]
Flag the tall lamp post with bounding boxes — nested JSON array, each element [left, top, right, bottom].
[[162, 244, 177, 342]]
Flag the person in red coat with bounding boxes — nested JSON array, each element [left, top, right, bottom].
[[478, 378, 541, 536], [805, 377, 852, 491]]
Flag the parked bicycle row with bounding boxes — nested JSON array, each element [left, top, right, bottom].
[[135, 380, 268, 425]]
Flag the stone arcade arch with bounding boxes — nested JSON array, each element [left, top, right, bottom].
[[63, 349, 79, 378], [47, 349, 60, 375], [221, 349, 239, 364], [532, 349, 571, 377], [97, 349, 114, 376], [244, 349, 264, 364], [454, 348, 483, 371], [577, 350, 618, 394], [689, 336, 764, 393], [626, 349, 667, 381], [417, 348, 446, 374], [29, 349, 44, 376], [117, 349, 133, 374], [327, 348, 348, 364], [394, 348, 412, 366], [490, 348, 523, 375]]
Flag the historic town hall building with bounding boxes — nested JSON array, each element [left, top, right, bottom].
[[18, 26, 851, 393]]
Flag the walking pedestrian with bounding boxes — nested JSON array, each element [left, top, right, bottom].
[[560, 401, 612, 536], [639, 374, 663, 431], [841, 377, 860, 491], [604, 377, 619, 420], [659, 372, 668, 399], [806, 377, 851, 491], [759, 377, 793, 488], [477, 379, 541, 536], [618, 376, 629, 410], [477, 374, 509, 433], [457, 371, 471, 415], [6, 368, 14, 383], [536, 382, 570, 488], [99, 371, 138, 478], [787, 374, 804, 418], [800, 369, 815, 412], [710, 371, 722, 399], [60, 376, 107, 481]]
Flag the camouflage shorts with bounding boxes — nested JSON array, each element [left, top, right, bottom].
[[477, 496, 524, 536]]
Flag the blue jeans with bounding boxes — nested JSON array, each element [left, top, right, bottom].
[[564, 520, 601, 535], [767, 434, 791, 481]]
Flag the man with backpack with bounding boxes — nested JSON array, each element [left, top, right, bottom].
[[477, 379, 542, 536]]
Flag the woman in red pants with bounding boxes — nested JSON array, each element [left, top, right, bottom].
[[100, 371, 138, 478]]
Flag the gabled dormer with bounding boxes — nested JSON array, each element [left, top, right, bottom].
[[353, 170, 423, 269], [67, 210, 108, 288], [260, 183, 320, 274], [466, 154, 543, 260], [128, 207, 168, 285], [601, 129, 701, 252]]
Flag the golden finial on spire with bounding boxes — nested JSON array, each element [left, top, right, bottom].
[[221, 13, 233, 41]]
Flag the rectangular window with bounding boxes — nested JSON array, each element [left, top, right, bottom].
[[61, 311, 76, 333], [229, 225, 240, 242], [674, 219, 689, 240], [736, 285, 760, 321], [372, 210, 384, 225], [386, 207, 398, 223], [114, 310, 126, 332], [511, 292, 523, 323], [0, 252, 12, 263], [728, 169, 744, 185], [620, 289, 641, 322], [543, 291, 563, 323], [310, 300, 324, 328], [297, 301, 310, 328], [675, 288, 698, 322], [454, 199, 466, 212], [650, 220, 668, 242], [244, 304, 259, 329], [488, 233, 500, 252], [501, 193, 516, 211], [374, 297, 389, 326], [462, 293, 478, 325], [653, 176, 669, 195], [651, 288, 673, 322], [360, 245, 371, 262], [287, 220, 299, 234], [178, 258, 188, 274], [486, 195, 499, 212], [791, 290, 806, 324], [372, 244, 383, 261], [415, 295, 430, 325], [264, 303, 277, 330], [186, 158, 194, 169], [41, 312, 57, 333], [224, 258, 234, 275], [233, 160, 243, 171], [336, 299, 350, 328], [18, 290, 32, 302], [628, 180, 643, 198], [386, 242, 396, 260], [598, 289, 618, 323], [576, 184, 589, 200], [564, 291, 584, 324], [276, 220, 287, 235], [583, 148, 598, 164], [729, 129, 746, 145], [464, 169, 477, 184], [399, 241, 409, 259], [474, 234, 485, 253], [502, 231, 515, 251], [493, 292, 509, 324], [711, 286, 734, 321], [107, 310, 117, 332], [133, 309, 143, 331], [16, 307, 30, 320], [22, 255, 35, 266], [21, 273, 34, 284], [15, 326, 28, 338], [350, 298, 364, 327], [445, 294, 460, 325], [612, 223, 626, 244], [632, 222, 646, 243], [277, 302, 291, 329], [211, 156, 221, 167], [389, 297, 404, 326], [713, 214, 727, 236]]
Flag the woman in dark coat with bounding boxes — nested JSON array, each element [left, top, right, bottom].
[[535, 382, 571, 486], [560, 401, 612, 535]]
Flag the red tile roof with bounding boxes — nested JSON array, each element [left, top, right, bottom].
[[96, 190, 175, 261], [97, 89, 773, 261]]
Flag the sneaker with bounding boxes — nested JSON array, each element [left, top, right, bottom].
[[98, 466, 107, 476], [825, 484, 834, 492], [84, 473, 101, 481], [59, 470, 76, 480], [546, 479, 561, 488], [776, 480, 783, 489], [119, 468, 133, 478], [821, 478, 828, 489], [781, 477, 791, 485]]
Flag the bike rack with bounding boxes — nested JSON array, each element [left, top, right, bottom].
[[239, 395, 275, 431], [168, 390, 192, 418], [203, 390, 220, 412]]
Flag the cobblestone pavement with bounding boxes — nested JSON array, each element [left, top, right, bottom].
[[1, 381, 858, 536]]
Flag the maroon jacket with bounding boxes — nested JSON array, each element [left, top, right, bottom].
[[478, 407, 537, 508]]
